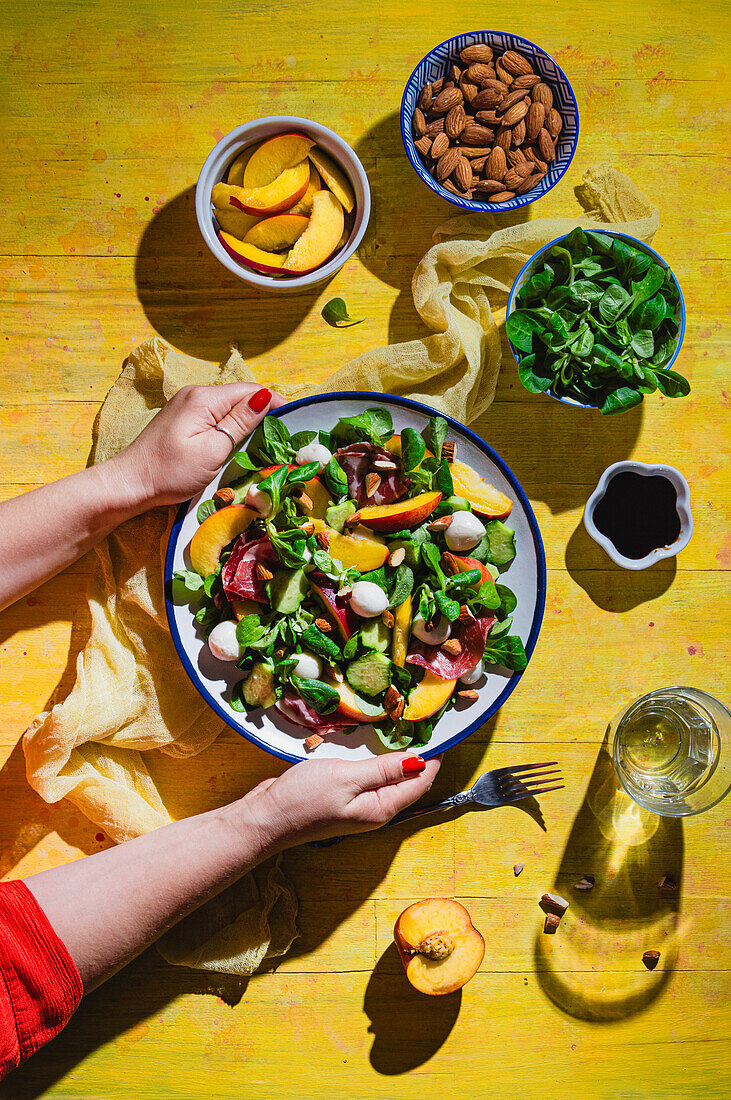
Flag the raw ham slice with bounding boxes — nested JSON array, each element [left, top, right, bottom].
[[406, 615, 496, 680], [222, 535, 277, 603], [334, 442, 409, 506], [276, 692, 359, 735]]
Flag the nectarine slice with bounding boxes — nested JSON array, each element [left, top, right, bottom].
[[218, 232, 288, 275], [303, 476, 333, 521], [226, 145, 255, 187], [449, 460, 513, 520], [391, 594, 413, 668], [244, 213, 309, 252], [394, 899, 485, 996], [288, 166, 322, 216], [357, 491, 442, 534], [189, 505, 255, 577], [332, 679, 386, 722], [232, 596, 260, 620], [441, 552, 491, 588], [307, 147, 356, 213], [213, 160, 311, 217], [403, 670, 456, 722], [283, 190, 344, 274], [214, 204, 261, 240], [243, 133, 315, 189], [311, 520, 389, 572]]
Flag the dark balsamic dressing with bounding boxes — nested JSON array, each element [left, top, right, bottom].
[[593, 472, 681, 560]]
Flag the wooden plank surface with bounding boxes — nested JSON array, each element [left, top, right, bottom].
[[0, 1, 729, 1097]]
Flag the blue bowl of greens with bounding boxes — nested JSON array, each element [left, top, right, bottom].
[[506, 228, 687, 414]]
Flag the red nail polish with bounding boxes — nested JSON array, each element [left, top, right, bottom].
[[402, 756, 426, 775], [248, 387, 272, 413]]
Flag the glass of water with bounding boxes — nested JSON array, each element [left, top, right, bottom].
[[609, 686, 731, 816]]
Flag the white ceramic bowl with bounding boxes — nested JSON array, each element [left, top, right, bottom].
[[165, 393, 546, 763], [195, 116, 371, 294], [583, 460, 693, 569]]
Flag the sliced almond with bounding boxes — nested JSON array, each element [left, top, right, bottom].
[[544, 913, 561, 934], [365, 472, 382, 498], [573, 875, 595, 892], [372, 457, 398, 472], [513, 861, 525, 877], [388, 546, 406, 568], [458, 604, 477, 625], [442, 440, 456, 462], [540, 892, 569, 916], [441, 638, 462, 656], [213, 486, 235, 507], [427, 515, 453, 532], [255, 562, 273, 583], [345, 510, 362, 529], [658, 874, 678, 894], [337, 584, 352, 598], [294, 490, 314, 514], [304, 733, 325, 752], [381, 608, 395, 629], [300, 520, 315, 536], [457, 689, 479, 702]]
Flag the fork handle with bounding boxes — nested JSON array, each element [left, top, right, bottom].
[[308, 790, 474, 848]]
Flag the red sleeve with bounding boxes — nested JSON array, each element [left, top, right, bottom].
[[0, 880, 83, 1079]]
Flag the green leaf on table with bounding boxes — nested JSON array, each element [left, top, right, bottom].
[[321, 297, 365, 328]]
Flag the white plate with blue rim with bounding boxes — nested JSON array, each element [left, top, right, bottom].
[[165, 392, 546, 763]]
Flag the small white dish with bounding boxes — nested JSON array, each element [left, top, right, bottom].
[[583, 460, 693, 570], [165, 393, 546, 764], [195, 116, 371, 294]]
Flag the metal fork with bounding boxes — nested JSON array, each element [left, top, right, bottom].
[[310, 762, 564, 847]]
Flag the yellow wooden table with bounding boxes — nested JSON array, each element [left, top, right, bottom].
[[1, 2, 729, 1096]]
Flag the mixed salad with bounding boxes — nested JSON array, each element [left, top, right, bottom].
[[174, 406, 528, 752]]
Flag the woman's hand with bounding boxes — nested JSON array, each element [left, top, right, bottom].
[[112, 382, 285, 509], [232, 754, 442, 850]]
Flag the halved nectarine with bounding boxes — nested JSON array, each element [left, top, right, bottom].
[[307, 147, 356, 213], [403, 669, 456, 722], [189, 505, 255, 577], [357, 491, 442, 533], [283, 190, 344, 274], [218, 232, 288, 275], [243, 133, 315, 189], [394, 899, 485, 996], [244, 213, 309, 252], [288, 165, 322, 216], [450, 460, 513, 520]]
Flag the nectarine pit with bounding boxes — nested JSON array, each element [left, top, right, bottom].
[[416, 931, 456, 960]]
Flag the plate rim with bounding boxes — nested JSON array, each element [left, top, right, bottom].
[[165, 391, 547, 763]]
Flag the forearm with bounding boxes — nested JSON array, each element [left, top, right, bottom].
[[24, 799, 274, 991], [0, 457, 148, 611]]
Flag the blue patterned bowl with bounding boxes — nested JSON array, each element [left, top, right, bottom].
[[401, 31, 579, 212]]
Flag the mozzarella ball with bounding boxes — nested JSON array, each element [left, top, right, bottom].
[[412, 614, 451, 645], [246, 484, 273, 517], [349, 580, 389, 618], [291, 651, 323, 680], [295, 441, 332, 472], [459, 660, 484, 685], [445, 511, 486, 552], [208, 620, 242, 662]]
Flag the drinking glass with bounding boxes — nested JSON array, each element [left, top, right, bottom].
[[609, 686, 731, 817]]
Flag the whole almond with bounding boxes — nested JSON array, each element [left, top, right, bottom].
[[418, 82, 433, 111], [433, 86, 462, 114], [501, 99, 530, 127], [515, 161, 534, 177], [213, 486, 235, 506], [489, 190, 515, 202], [467, 62, 495, 84], [415, 134, 433, 156], [526, 101, 546, 141], [431, 77, 444, 94], [512, 119, 526, 145], [516, 170, 544, 194], [495, 59, 512, 85], [494, 126, 512, 151], [525, 147, 548, 172], [475, 108, 501, 126], [473, 86, 503, 109], [538, 128, 556, 162], [546, 108, 563, 138], [413, 108, 427, 137], [499, 88, 529, 113], [426, 117, 445, 136], [474, 178, 508, 194], [442, 179, 467, 197], [445, 103, 467, 139], [458, 145, 500, 157], [460, 79, 479, 106], [461, 122, 495, 146], [503, 168, 526, 190], [449, 62, 463, 84], [532, 82, 554, 110], [506, 147, 528, 167], [512, 73, 542, 89], [460, 43, 493, 63], [436, 146, 461, 181], [454, 157, 473, 192], [430, 131, 450, 159], [501, 50, 534, 76], [470, 154, 488, 173], [485, 145, 507, 181]]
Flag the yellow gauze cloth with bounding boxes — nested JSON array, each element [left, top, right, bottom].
[[23, 165, 658, 974]]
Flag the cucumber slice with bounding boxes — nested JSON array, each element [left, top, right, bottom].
[[346, 651, 391, 697], [360, 618, 390, 653], [326, 500, 357, 533], [242, 663, 276, 709], [485, 521, 516, 568], [388, 538, 420, 569], [269, 567, 308, 614]]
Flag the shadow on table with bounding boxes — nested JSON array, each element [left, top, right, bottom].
[[534, 736, 682, 1022], [133, 187, 324, 364], [565, 519, 677, 611]]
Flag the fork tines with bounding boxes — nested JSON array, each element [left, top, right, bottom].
[[499, 762, 565, 800]]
